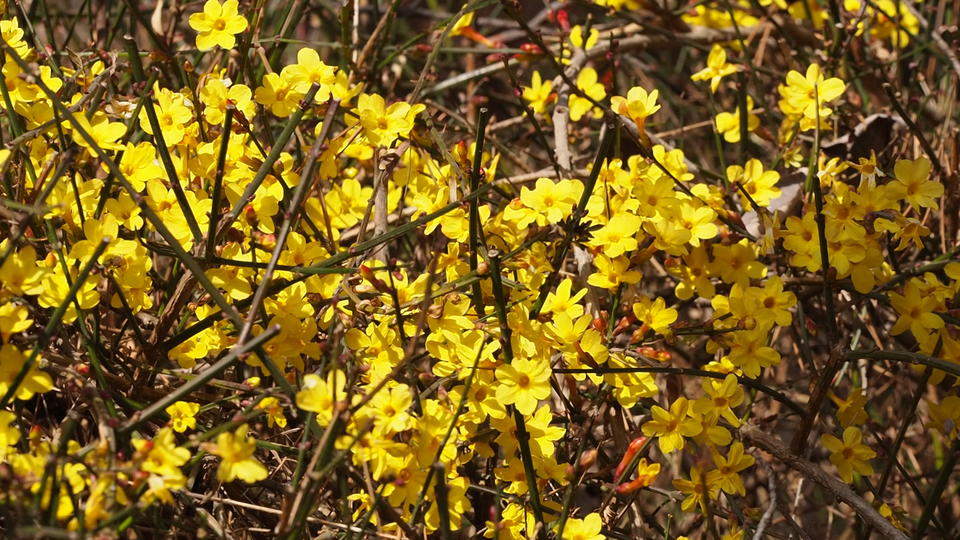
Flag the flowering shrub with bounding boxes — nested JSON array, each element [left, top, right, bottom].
[[0, 0, 958, 537]]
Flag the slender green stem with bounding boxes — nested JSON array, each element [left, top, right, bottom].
[[468, 107, 490, 312], [791, 87, 841, 454], [489, 252, 545, 533], [433, 463, 452, 539], [205, 107, 235, 258], [124, 36, 203, 244]]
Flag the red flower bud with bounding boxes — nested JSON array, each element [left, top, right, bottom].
[[555, 9, 570, 32], [519, 43, 543, 55], [614, 436, 648, 480]]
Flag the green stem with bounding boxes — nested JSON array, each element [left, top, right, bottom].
[[124, 36, 203, 244], [433, 463, 452, 539], [468, 107, 490, 312], [205, 107, 234, 258], [489, 252, 545, 533]]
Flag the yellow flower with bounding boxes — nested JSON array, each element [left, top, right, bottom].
[[632, 296, 678, 336], [570, 67, 606, 121], [710, 441, 755, 495], [599, 0, 645, 8], [254, 71, 306, 117], [927, 395, 960, 439], [117, 142, 163, 192], [133, 427, 190, 503], [633, 458, 661, 486], [282, 47, 338, 101], [210, 424, 268, 483], [365, 383, 413, 434], [494, 357, 551, 416], [448, 12, 475, 36], [888, 279, 944, 341], [751, 276, 796, 330], [892, 156, 942, 209], [189, 0, 248, 51], [852, 0, 919, 46], [820, 426, 875, 483], [561, 512, 604, 540], [0, 301, 32, 338], [199, 77, 255, 125], [641, 397, 702, 453], [0, 410, 20, 459], [483, 502, 537, 538], [605, 354, 658, 407], [424, 475, 471, 532], [522, 71, 554, 115], [829, 387, 869, 428], [691, 44, 740, 92], [715, 97, 760, 143], [587, 254, 642, 290], [0, 19, 31, 59], [0, 243, 45, 297], [778, 63, 845, 124], [71, 112, 125, 154], [541, 278, 587, 319], [722, 526, 746, 540], [138, 87, 193, 146], [727, 158, 780, 207], [673, 465, 720, 512], [724, 328, 781, 378], [589, 212, 641, 257], [669, 245, 715, 300], [103, 192, 144, 231], [355, 93, 425, 147], [693, 374, 744, 427], [139, 429, 189, 473], [677, 202, 719, 247], [296, 370, 348, 426], [256, 397, 288, 429], [569, 25, 599, 51], [518, 177, 583, 225], [0, 343, 53, 402], [165, 401, 200, 433], [611, 86, 660, 133]]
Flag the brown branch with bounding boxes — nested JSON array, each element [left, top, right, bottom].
[[740, 424, 908, 540]]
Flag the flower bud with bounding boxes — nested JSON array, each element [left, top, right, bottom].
[[578, 449, 598, 470]]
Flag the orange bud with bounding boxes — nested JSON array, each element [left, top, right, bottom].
[[592, 316, 607, 333], [359, 264, 391, 293], [519, 43, 543, 55], [614, 436, 648, 480], [616, 476, 647, 494]]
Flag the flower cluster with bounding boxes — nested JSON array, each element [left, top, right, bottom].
[[0, 0, 956, 537]]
